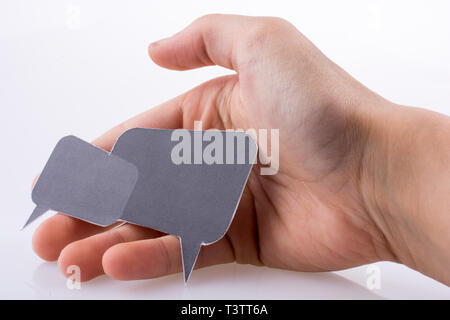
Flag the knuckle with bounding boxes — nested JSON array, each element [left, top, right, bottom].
[[240, 17, 293, 54], [249, 17, 291, 40], [157, 238, 173, 274], [194, 13, 223, 26], [235, 17, 298, 69]]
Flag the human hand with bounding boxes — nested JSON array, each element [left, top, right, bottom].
[[32, 14, 450, 285]]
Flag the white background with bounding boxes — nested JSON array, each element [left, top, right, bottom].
[[1, 0, 449, 299]]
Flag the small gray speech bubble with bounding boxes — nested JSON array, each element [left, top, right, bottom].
[[24, 128, 257, 283], [25, 135, 138, 228]]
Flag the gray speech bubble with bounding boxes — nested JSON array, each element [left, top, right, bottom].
[[25, 135, 138, 228], [24, 128, 257, 283]]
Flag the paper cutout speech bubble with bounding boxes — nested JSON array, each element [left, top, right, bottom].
[[24, 128, 257, 282], [26, 136, 139, 227]]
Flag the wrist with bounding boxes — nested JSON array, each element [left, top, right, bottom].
[[361, 103, 450, 284]]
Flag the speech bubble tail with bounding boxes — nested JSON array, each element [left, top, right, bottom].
[[180, 238, 201, 284], [22, 206, 49, 230]]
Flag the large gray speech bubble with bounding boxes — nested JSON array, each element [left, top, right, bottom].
[[24, 128, 257, 283]]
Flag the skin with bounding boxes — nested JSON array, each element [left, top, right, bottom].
[[32, 15, 450, 285]]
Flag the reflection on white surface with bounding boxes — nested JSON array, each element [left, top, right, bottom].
[[27, 262, 382, 300], [3, 215, 449, 300], [1, 0, 450, 299]]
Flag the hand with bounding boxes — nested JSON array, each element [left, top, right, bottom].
[[32, 14, 450, 284]]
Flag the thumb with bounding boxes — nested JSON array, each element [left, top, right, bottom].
[[148, 14, 258, 72]]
